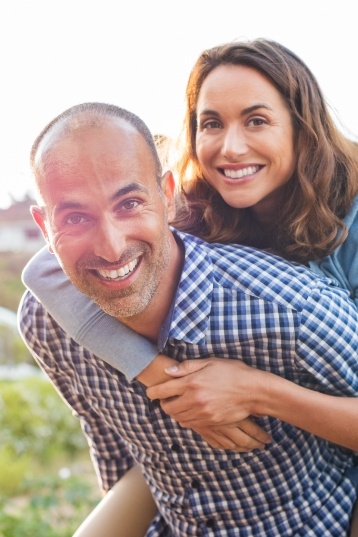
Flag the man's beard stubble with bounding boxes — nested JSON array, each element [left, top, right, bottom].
[[63, 238, 172, 320]]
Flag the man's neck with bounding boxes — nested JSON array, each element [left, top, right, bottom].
[[117, 234, 184, 343]]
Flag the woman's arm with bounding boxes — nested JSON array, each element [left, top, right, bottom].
[[147, 358, 358, 451], [147, 279, 358, 451], [22, 248, 270, 451]]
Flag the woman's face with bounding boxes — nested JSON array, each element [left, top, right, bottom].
[[195, 64, 296, 223]]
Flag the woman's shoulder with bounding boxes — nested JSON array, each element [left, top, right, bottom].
[[308, 196, 358, 307], [343, 195, 358, 230]]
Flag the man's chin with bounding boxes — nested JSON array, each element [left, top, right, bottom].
[[85, 290, 148, 320], [69, 274, 156, 319], [94, 301, 146, 320]]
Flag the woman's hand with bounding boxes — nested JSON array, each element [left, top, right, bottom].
[[148, 358, 358, 452], [147, 358, 266, 425], [190, 417, 270, 451], [146, 358, 272, 451]]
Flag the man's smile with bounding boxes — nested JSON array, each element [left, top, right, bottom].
[[94, 258, 140, 281]]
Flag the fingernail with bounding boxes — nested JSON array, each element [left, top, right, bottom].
[[165, 365, 179, 373]]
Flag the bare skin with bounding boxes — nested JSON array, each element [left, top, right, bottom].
[[146, 358, 358, 452], [137, 353, 271, 451]]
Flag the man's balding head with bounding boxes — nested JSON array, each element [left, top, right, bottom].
[[31, 103, 163, 192]]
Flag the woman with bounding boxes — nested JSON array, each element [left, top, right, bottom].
[[173, 38, 358, 287], [23, 39, 358, 535]]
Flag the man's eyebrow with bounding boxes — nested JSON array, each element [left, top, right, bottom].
[[53, 182, 150, 215], [110, 182, 149, 202], [54, 201, 84, 215]]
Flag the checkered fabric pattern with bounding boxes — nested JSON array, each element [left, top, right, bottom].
[[19, 230, 358, 536]]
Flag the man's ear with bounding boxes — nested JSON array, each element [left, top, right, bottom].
[[161, 171, 176, 222], [31, 205, 54, 253]]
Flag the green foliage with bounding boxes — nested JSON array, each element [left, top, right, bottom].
[[0, 475, 99, 537], [0, 377, 100, 536], [0, 377, 87, 463], [0, 236, 101, 535], [12, 336, 32, 364], [0, 446, 31, 496], [0, 250, 42, 364], [0, 252, 31, 312], [0, 325, 31, 365]]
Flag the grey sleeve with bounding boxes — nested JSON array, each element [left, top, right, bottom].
[[21, 246, 159, 380]]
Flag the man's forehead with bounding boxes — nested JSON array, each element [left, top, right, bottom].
[[34, 115, 138, 169]]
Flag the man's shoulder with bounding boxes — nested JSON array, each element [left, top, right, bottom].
[[175, 230, 335, 310], [176, 229, 315, 279], [18, 287, 48, 315], [18, 289, 63, 342]]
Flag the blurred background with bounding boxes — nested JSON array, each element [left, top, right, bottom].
[[1, 0, 357, 534], [0, 207, 99, 534]]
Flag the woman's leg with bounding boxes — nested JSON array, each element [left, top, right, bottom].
[[351, 499, 358, 537], [73, 465, 158, 537]]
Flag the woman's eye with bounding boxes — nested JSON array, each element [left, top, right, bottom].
[[201, 119, 221, 130], [247, 117, 267, 127]]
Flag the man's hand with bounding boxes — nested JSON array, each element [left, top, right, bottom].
[[147, 358, 272, 450]]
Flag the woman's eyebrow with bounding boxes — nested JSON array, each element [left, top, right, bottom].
[[198, 103, 272, 118]]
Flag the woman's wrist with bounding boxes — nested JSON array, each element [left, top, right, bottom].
[[250, 369, 286, 418], [136, 354, 178, 387]]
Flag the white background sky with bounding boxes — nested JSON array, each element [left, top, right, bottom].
[[0, 0, 357, 208]]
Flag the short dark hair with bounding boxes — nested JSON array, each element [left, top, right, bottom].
[[30, 102, 163, 181]]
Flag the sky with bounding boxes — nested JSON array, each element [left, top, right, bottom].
[[0, 0, 357, 209]]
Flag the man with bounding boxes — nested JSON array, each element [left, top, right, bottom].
[[19, 102, 358, 535]]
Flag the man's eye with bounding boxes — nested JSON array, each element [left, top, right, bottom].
[[65, 214, 88, 225], [120, 200, 140, 211]]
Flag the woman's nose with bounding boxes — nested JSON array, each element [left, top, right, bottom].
[[221, 126, 248, 160]]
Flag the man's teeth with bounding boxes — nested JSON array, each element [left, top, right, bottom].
[[223, 166, 260, 179], [98, 259, 138, 280]]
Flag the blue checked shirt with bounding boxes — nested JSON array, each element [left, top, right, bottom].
[[19, 230, 358, 536]]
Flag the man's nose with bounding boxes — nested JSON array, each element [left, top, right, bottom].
[[221, 125, 248, 160], [92, 218, 126, 262]]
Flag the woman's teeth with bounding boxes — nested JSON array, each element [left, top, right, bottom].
[[223, 165, 259, 179]]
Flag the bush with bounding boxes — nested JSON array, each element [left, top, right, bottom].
[[0, 446, 31, 496], [0, 325, 33, 365], [0, 252, 32, 312], [0, 377, 100, 536], [0, 377, 87, 463], [0, 474, 99, 537]]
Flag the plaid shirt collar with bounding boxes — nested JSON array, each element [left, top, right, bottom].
[[159, 230, 214, 346]]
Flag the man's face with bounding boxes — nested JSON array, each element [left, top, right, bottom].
[[33, 117, 177, 323]]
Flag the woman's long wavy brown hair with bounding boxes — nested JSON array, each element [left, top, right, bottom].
[[172, 39, 358, 263]]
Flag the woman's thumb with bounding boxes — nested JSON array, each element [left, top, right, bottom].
[[164, 358, 210, 377]]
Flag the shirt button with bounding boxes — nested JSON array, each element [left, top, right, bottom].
[[171, 443, 181, 452], [191, 478, 201, 489]]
